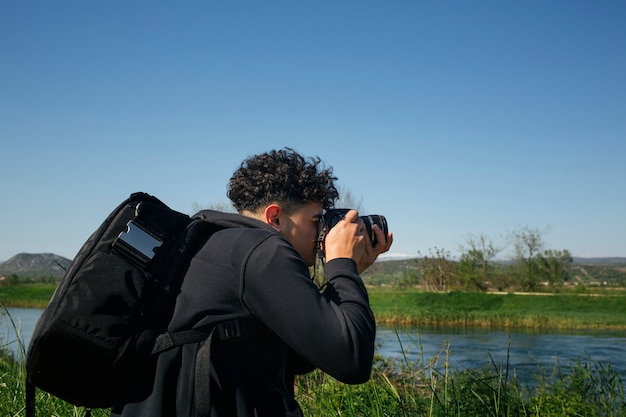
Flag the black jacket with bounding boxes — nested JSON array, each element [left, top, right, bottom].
[[111, 210, 375, 417]]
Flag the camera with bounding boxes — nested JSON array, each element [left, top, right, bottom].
[[322, 208, 388, 247]]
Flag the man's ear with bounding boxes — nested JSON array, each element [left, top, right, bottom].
[[264, 204, 281, 230]]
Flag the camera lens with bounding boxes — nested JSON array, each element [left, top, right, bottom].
[[360, 214, 388, 246], [323, 209, 388, 246]]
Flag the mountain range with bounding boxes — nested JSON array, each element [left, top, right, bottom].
[[0, 253, 72, 278], [1, 252, 625, 280]]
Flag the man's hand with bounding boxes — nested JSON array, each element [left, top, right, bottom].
[[356, 223, 393, 274], [323, 210, 365, 263], [323, 210, 393, 274]]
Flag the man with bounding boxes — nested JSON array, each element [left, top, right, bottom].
[[111, 148, 393, 416]]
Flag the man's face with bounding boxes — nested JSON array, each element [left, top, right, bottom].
[[278, 202, 323, 266]]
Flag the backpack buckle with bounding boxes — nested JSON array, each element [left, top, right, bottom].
[[113, 220, 163, 268]]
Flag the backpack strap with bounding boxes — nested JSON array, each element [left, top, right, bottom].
[[194, 327, 217, 417], [152, 318, 258, 353], [25, 381, 35, 417], [152, 329, 210, 354], [151, 319, 258, 417], [151, 327, 218, 417]]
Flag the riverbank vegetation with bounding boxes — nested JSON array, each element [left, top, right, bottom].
[[2, 248, 626, 415], [0, 283, 54, 309], [295, 350, 626, 416], [4, 282, 626, 330], [370, 289, 626, 330], [3, 287, 626, 415], [2, 324, 625, 417], [359, 226, 626, 294], [362, 252, 626, 293]]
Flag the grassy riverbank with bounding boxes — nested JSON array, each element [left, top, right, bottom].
[[0, 283, 55, 309], [2, 330, 625, 417], [370, 288, 626, 330], [3, 286, 626, 416], [3, 283, 626, 330], [295, 353, 626, 416]]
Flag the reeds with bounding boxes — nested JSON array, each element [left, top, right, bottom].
[[296, 328, 626, 417]]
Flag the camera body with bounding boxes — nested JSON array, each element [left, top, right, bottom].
[[322, 208, 388, 247]]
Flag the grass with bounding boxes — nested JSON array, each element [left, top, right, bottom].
[[5, 284, 626, 330], [1, 305, 625, 416], [3, 285, 626, 415], [296, 332, 626, 417], [0, 284, 56, 309], [0, 355, 111, 417], [369, 289, 626, 330]]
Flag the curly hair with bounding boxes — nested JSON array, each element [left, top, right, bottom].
[[228, 148, 339, 213]]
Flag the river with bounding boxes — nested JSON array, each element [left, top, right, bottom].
[[3, 307, 626, 384], [376, 325, 626, 383]]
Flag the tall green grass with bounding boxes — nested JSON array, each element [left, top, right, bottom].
[[0, 284, 55, 309], [296, 331, 626, 416]]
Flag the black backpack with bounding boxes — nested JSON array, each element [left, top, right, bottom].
[[25, 192, 241, 417]]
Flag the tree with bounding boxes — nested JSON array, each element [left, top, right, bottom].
[[457, 233, 503, 291], [508, 226, 550, 290], [536, 249, 573, 289], [417, 247, 457, 292]]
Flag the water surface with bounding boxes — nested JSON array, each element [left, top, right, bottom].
[[4, 308, 626, 384]]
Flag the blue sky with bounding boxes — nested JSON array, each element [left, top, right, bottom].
[[1, 1, 624, 262]]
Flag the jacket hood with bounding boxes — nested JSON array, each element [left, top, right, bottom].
[[193, 210, 276, 234]]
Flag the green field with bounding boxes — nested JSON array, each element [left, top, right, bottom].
[[3, 283, 626, 331], [370, 289, 626, 329], [0, 283, 56, 308]]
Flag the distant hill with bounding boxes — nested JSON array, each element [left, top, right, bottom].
[[361, 258, 419, 285], [0, 252, 624, 283], [360, 256, 626, 286], [372, 256, 626, 265], [573, 257, 626, 265], [0, 253, 71, 278]]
